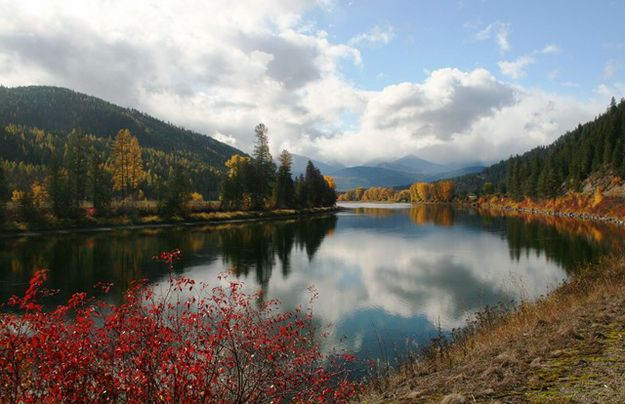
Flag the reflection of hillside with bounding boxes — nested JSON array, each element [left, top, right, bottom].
[[473, 207, 621, 273], [409, 205, 455, 227]]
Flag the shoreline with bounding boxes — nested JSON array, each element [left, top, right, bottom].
[[363, 251, 625, 402], [0, 206, 340, 238], [471, 202, 625, 227]]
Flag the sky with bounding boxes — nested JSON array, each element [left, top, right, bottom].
[[0, 0, 624, 166]]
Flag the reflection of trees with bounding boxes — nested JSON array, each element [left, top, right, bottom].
[[504, 218, 613, 273], [409, 205, 455, 227], [0, 227, 223, 305], [354, 208, 395, 218], [219, 216, 337, 290]]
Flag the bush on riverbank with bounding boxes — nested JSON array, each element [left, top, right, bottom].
[[0, 250, 358, 402]]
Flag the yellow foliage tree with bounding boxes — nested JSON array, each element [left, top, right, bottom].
[[415, 182, 434, 202], [435, 180, 456, 202], [324, 176, 336, 190], [225, 154, 251, 178], [31, 181, 49, 208], [111, 129, 145, 199]]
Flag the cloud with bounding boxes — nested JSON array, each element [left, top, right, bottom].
[[498, 56, 535, 79], [0, 1, 604, 167], [475, 22, 510, 53], [540, 44, 562, 55], [602, 60, 621, 79], [349, 26, 395, 47]]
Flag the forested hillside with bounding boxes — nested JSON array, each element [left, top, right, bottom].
[[0, 86, 243, 198], [456, 98, 625, 198]]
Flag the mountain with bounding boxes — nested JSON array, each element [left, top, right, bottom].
[[0, 85, 244, 198], [0, 86, 242, 165], [376, 155, 444, 174], [291, 154, 344, 177], [454, 98, 625, 197], [329, 154, 485, 190], [331, 166, 425, 190]]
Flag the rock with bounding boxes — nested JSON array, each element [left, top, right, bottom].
[[440, 393, 466, 404]]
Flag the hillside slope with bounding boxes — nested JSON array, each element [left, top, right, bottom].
[[455, 98, 625, 197], [0, 86, 245, 197], [0, 86, 242, 166]]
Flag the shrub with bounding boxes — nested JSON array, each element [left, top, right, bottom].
[[0, 250, 358, 402]]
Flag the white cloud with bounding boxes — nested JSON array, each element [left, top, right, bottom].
[[349, 26, 395, 47], [0, 1, 605, 167], [475, 22, 510, 53], [498, 56, 535, 79], [540, 44, 562, 55], [602, 60, 621, 79], [214, 132, 237, 146]]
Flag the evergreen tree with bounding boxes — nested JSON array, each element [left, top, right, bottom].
[[274, 150, 295, 208], [89, 149, 113, 214], [64, 129, 90, 214], [0, 163, 8, 224], [159, 163, 191, 217], [250, 124, 276, 210], [49, 152, 71, 218]]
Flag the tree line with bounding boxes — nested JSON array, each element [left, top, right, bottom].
[[0, 123, 336, 225], [456, 97, 625, 199], [221, 124, 336, 210], [338, 180, 456, 203]]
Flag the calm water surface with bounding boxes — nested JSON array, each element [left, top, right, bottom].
[[0, 203, 621, 371]]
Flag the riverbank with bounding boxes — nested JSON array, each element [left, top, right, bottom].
[[362, 251, 625, 403], [0, 206, 339, 237], [472, 190, 625, 227]]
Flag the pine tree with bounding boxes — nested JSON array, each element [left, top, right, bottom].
[[274, 150, 295, 208], [64, 129, 90, 214], [250, 124, 276, 210], [89, 149, 113, 214], [159, 163, 191, 216], [49, 152, 71, 218], [0, 163, 8, 224]]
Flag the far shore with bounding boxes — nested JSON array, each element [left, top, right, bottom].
[[0, 206, 339, 238]]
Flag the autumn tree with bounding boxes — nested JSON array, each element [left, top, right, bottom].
[[221, 154, 252, 210], [323, 176, 336, 191], [274, 150, 295, 209], [410, 182, 434, 202], [111, 129, 145, 200], [394, 189, 411, 202], [434, 180, 455, 202]]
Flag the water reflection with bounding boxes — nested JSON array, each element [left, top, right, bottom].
[[0, 205, 620, 365]]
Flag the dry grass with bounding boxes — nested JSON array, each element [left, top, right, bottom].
[[362, 253, 625, 403]]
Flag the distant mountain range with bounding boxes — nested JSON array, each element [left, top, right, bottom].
[[292, 153, 485, 190]]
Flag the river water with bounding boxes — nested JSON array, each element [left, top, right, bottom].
[[0, 203, 621, 372]]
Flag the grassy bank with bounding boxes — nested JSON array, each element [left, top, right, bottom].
[[0, 206, 338, 236], [363, 252, 625, 403]]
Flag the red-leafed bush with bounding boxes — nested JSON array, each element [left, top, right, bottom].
[[0, 249, 358, 402]]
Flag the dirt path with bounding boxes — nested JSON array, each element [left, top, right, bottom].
[[362, 263, 625, 403]]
